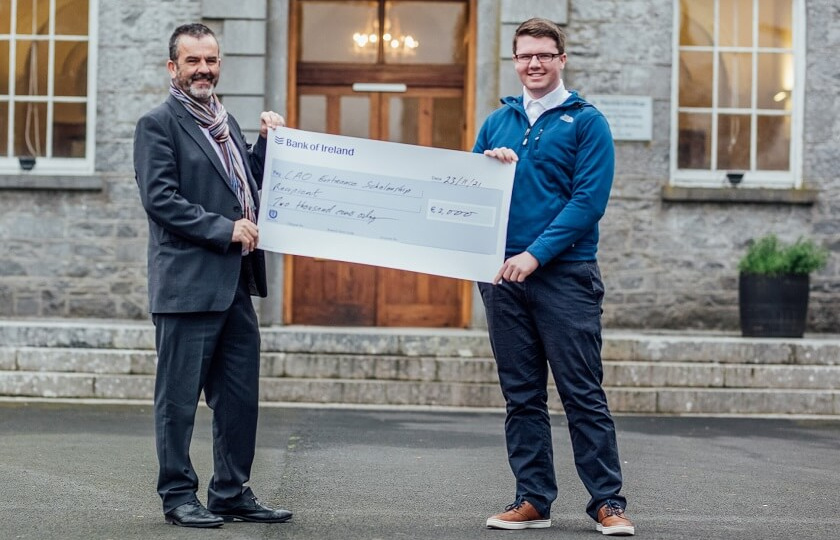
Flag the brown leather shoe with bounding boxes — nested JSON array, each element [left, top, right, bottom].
[[486, 500, 551, 530], [596, 502, 635, 536]]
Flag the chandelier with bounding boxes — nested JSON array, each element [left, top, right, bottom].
[[352, 17, 419, 57]]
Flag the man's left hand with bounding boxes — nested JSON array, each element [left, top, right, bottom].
[[259, 111, 285, 138], [493, 252, 539, 284]]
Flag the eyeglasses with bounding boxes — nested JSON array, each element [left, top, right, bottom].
[[513, 53, 561, 64]]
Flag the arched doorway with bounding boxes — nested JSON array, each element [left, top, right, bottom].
[[285, 0, 476, 327]]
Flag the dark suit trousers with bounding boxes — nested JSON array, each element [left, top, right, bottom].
[[152, 264, 261, 513]]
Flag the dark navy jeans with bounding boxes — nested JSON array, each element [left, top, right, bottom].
[[478, 260, 626, 520]]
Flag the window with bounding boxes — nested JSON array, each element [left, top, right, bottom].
[[299, 0, 467, 65], [671, 0, 804, 188], [0, 0, 97, 175]]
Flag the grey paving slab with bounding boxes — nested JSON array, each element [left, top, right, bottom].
[[1, 402, 838, 540]]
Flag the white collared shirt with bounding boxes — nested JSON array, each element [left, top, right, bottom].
[[522, 82, 572, 126]]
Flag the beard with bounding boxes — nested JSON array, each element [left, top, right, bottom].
[[176, 72, 218, 102], [187, 81, 215, 101]]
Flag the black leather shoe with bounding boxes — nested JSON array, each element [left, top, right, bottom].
[[164, 501, 224, 528], [215, 496, 292, 523]]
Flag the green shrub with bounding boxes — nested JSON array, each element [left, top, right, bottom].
[[738, 234, 829, 276]]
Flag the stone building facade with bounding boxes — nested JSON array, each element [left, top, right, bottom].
[[0, 0, 837, 331]]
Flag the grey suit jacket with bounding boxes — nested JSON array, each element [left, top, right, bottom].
[[134, 95, 268, 313]]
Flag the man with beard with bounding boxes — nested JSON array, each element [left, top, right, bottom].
[[134, 23, 291, 528]]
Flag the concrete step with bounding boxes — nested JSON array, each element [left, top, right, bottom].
[[1, 319, 839, 415], [2, 370, 837, 415], [5, 347, 840, 390]]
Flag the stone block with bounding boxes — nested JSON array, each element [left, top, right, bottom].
[[436, 382, 503, 408], [604, 361, 652, 387], [394, 381, 453, 406], [220, 96, 266, 130], [17, 348, 132, 374], [0, 372, 94, 398], [501, 0, 568, 24], [215, 56, 265, 95], [282, 354, 326, 378], [436, 358, 498, 384], [342, 380, 390, 404], [656, 389, 835, 415], [262, 329, 402, 355], [572, 0, 619, 22], [202, 0, 266, 19], [605, 388, 658, 413], [222, 20, 266, 55], [724, 365, 840, 390], [260, 378, 343, 403], [375, 357, 436, 381], [660, 363, 725, 387], [283, 354, 374, 380], [94, 375, 155, 399], [793, 342, 840, 366], [399, 331, 492, 358], [0, 348, 17, 370], [602, 335, 637, 361], [259, 352, 286, 377], [634, 336, 793, 364], [499, 24, 516, 58], [498, 61, 520, 98], [472, 383, 506, 408], [130, 351, 158, 375]]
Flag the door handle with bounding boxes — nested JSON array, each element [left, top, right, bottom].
[[352, 83, 407, 93]]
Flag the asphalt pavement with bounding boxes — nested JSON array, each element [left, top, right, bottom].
[[1, 401, 838, 540]]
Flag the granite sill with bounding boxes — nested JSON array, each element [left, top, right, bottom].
[[661, 185, 818, 205], [0, 175, 104, 191]]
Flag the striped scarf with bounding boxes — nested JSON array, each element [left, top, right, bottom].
[[168, 80, 256, 224]]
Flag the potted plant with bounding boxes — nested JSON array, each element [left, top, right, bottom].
[[738, 234, 829, 337]]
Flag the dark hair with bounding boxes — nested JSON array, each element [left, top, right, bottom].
[[512, 18, 566, 55], [169, 23, 217, 61]]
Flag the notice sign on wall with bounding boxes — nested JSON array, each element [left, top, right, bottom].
[[586, 94, 653, 141]]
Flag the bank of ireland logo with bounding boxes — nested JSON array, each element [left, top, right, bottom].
[[268, 209, 278, 220]]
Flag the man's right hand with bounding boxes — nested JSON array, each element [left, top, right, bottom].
[[493, 251, 539, 284], [232, 218, 259, 253]]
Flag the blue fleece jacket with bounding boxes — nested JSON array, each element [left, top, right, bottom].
[[473, 91, 614, 265]]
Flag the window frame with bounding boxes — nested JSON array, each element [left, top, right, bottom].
[[0, 0, 98, 176], [669, 0, 805, 189]]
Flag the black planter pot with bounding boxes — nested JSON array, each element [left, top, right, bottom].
[[738, 272, 810, 338]]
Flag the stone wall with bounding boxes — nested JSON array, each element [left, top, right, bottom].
[[0, 0, 837, 332], [0, 0, 202, 318], [558, 0, 839, 331]]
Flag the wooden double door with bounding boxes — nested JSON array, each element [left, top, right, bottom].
[[285, 87, 472, 327]]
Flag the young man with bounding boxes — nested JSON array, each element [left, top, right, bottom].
[[474, 18, 634, 536], [134, 23, 291, 528]]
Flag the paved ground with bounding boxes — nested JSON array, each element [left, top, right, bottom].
[[1, 401, 839, 540]]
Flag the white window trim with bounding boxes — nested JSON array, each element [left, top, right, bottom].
[[669, 0, 805, 189], [0, 0, 99, 176]]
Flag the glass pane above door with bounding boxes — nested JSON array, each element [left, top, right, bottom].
[[298, 0, 467, 65], [384, 1, 467, 64], [300, 1, 378, 63]]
